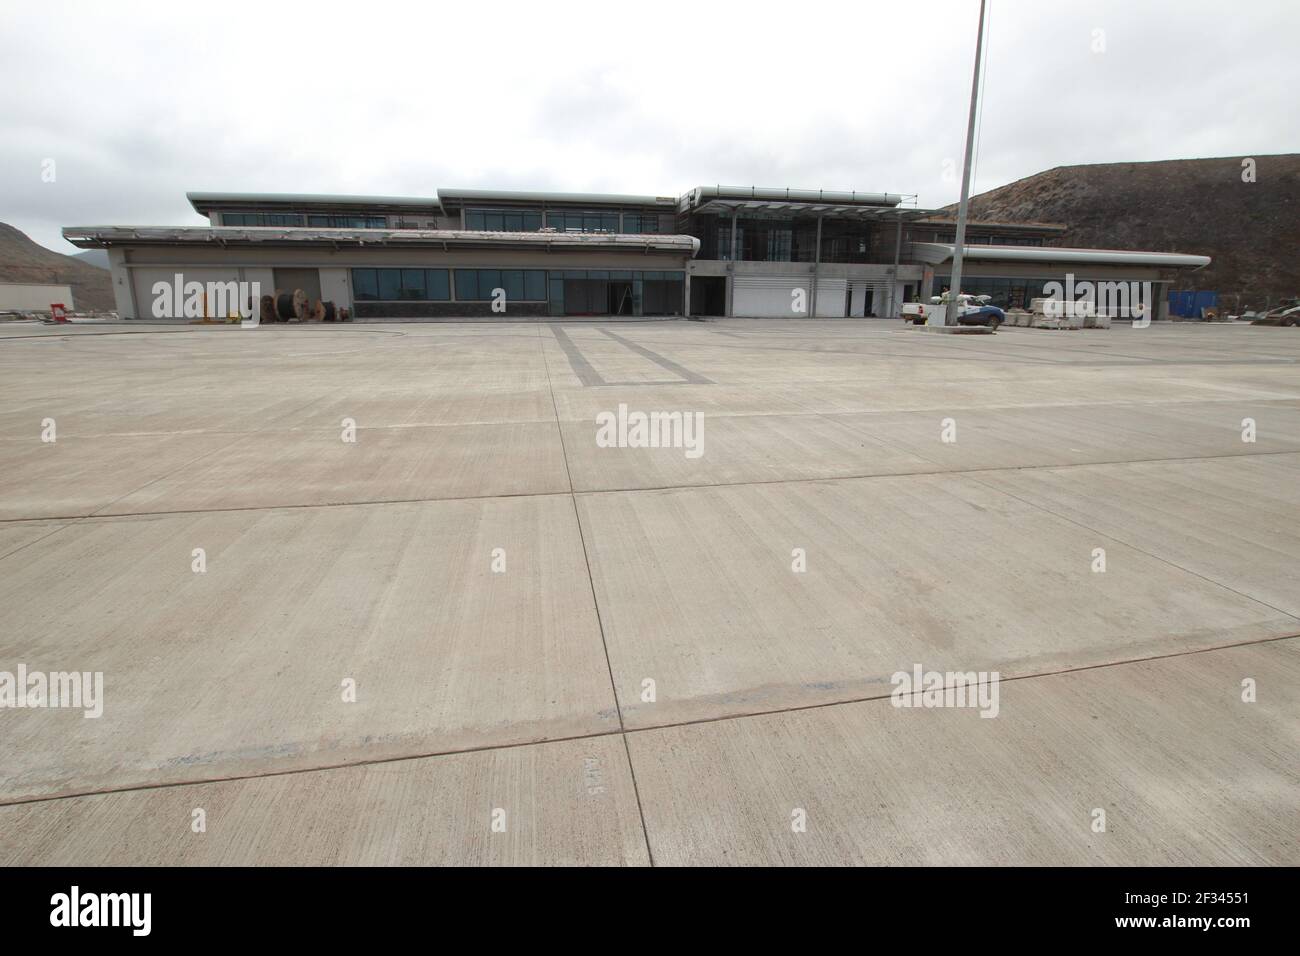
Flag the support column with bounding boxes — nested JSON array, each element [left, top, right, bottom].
[[809, 214, 823, 318], [887, 218, 904, 318], [726, 209, 738, 317], [1153, 281, 1170, 323]]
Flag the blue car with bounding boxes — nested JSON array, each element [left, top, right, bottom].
[[957, 304, 1005, 328]]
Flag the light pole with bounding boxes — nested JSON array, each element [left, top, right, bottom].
[[941, 0, 988, 327]]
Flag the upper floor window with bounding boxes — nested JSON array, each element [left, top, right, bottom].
[[223, 212, 304, 227], [307, 214, 387, 228], [545, 210, 620, 233], [621, 213, 662, 234], [464, 209, 544, 231]]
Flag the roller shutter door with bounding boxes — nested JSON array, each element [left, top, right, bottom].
[[733, 275, 810, 318], [814, 278, 848, 317]]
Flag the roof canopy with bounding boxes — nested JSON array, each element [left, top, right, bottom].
[[684, 186, 907, 209], [187, 192, 443, 216], [62, 225, 700, 256], [911, 242, 1211, 269], [436, 188, 676, 209], [689, 199, 938, 222]]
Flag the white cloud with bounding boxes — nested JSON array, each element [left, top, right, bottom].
[[3, 0, 1296, 252]]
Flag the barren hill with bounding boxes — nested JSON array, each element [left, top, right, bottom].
[[0, 222, 115, 312], [943, 155, 1299, 309]]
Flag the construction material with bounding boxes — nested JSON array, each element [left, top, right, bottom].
[[275, 289, 309, 322]]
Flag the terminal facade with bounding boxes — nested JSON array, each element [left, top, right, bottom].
[[65, 185, 1210, 321]]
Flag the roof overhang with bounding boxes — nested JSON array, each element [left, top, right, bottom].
[[186, 192, 443, 217], [910, 242, 1211, 269], [685, 186, 907, 210], [691, 199, 939, 222], [61, 225, 701, 257], [436, 188, 677, 210], [914, 217, 1069, 234]]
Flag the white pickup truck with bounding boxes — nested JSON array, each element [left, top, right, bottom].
[[902, 293, 1005, 328]]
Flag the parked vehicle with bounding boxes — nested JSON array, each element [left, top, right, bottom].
[[902, 293, 1004, 328], [1251, 299, 1300, 326]]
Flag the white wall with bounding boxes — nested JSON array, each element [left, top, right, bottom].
[[130, 267, 245, 319], [0, 282, 75, 311], [319, 268, 351, 309]]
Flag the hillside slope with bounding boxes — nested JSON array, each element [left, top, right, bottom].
[[946, 155, 1299, 307], [0, 223, 115, 312]]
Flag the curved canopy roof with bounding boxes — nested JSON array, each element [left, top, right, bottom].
[[911, 242, 1211, 269]]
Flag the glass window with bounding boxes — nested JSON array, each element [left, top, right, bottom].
[[501, 270, 524, 301], [455, 269, 477, 300], [399, 269, 426, 300], [378, 269, 403, 300], [477, 269, 501, 299], [352, 269, 378, 300], [547, 275, 564, 316], [463, 208, 546, 232], [525, 270, 546, 300], [426, 270, 450, 300]]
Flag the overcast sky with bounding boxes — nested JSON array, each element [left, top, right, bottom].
[[4, 0, 1297, 253]]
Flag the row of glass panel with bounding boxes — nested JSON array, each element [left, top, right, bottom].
[[463, 208, 663, 234], [351, 268, 684, 302], [546, 271, 685, 317], [223, 212, 389, 228], [352, 268, 545, 302]]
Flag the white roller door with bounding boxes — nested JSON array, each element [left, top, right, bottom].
[[814, 278, 848, 317], [733, 275, 810, 318], [131, 267, 244, 320]]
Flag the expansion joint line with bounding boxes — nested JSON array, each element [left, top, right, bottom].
[[536, 323, 656, 865]]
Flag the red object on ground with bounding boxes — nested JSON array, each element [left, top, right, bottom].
[[50, 303, 68, 322]]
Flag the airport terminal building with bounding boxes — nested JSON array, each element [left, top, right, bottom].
[[63, 185, 1211, 321]]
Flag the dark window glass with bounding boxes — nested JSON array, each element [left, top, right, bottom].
[[454, 270, 477, 300], [399, 269, 426, 300], [484, 212, 504, 231], [523, 212, 542, 231], [502, 270, 524, 301], [308, 215, 330, 226], [378, 269, 402, 300], [525, 270, 546, 300], [478, 269, 501, 299], [503, 213, 523, 231], [426, 270, 450, 300], [352, 269, 378, 300], [466, 210, 484, 230]]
